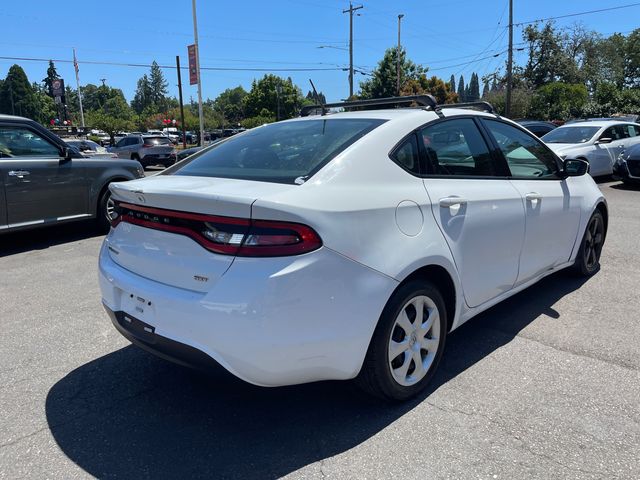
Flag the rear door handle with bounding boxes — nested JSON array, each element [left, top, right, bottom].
[[525, 192, 542, 201], [8, 170, 30, 177], [439, 196, 467, 208]]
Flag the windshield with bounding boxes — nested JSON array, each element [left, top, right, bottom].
[[170, 118, 386, 184], [542, 126, 599, 144]]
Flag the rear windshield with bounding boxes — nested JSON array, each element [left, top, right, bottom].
[[144, 137, 172, 145], [542, 126, 599, 144], [170, 118, 386, 184]]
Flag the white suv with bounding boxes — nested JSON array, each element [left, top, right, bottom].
[[542, 120, 640, 177], [99, 96, 607, 401]]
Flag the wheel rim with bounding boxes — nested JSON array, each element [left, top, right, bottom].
[[105, 194, 115, 222], [388, 295, 441, 387], [583, 215, 604, 271]]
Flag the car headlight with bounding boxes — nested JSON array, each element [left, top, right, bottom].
[[137, 165, 145, 177]]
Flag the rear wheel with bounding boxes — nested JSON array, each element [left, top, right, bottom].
[[573, 210, 605, 276], [356, 280, 447, 401]]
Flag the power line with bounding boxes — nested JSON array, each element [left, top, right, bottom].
[[515, 2, 640, 27], [0, 56, 344, 72]]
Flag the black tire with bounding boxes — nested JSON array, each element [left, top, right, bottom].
[[573, 210, 605, 276], [356, 280, 448, 402], [97, 188, 114, 233]]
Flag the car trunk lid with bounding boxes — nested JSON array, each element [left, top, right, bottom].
[[106, 175, 295, 292]]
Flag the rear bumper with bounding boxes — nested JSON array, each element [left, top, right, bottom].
[[99, 241, 397, 387], [105, 306, 227, 372]]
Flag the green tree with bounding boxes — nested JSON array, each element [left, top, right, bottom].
[[457, 75, 465, 102], [483, 88, 532, 118], [359, 47, 427, 99], [529, 82, 588, 120], [32, 82, 57, 125], [214, 86, 248, 125], [42, 60, 60, 97], [467, 73, 480, 101], [243, 74, 304, 120], [449, 74, 456, 94], [400, 75, 457, 104], [0, 65, 39, 119], [131, 74, 152, 114], [482, 81, 490, 98], [86, 93, 135, 143], [149, 61, 169, 112]]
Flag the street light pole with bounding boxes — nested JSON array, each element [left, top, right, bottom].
[[191, 0, 205, 146], [397, 14, 404, 96], [343, 2, 363, 99]]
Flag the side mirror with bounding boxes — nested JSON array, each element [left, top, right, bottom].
[[62, 146, 73, 160], [596, 137, 613, 144], [564, 158, 589, 177]]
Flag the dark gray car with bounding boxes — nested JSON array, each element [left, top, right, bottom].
[[0, 114, 143, 233]]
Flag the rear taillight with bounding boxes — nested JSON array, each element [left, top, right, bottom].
[[142, 143, 154, 148], [111, 202, 321, 257]]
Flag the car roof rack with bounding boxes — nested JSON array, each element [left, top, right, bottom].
[[300, 96, 495, 117], [437, 101, 494, 114], [300, 95, 437, 117]]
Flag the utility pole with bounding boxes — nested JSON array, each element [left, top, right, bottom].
[[397, 14, 404, 96], [176, 55, 187, 149], [343, 2, 363, 99], [191, 0, 205, 146], [505, 0, 513, 117]]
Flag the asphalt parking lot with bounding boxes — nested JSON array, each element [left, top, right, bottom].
[[1, 180, 639, 480]]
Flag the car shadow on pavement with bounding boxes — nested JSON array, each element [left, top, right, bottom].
[[45, 271, 590, 480], [0, 221, 103, 257]]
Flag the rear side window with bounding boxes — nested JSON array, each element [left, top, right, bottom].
[[483, 119, 560, 179], [172, 118, 386, 184], [420, 118, 498, 176], [391, 134, 421, 174], [624, 125, 639, 137], [144, 137, 172, 145]]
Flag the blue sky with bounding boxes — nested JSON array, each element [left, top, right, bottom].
[[1, 0, 639, 104]]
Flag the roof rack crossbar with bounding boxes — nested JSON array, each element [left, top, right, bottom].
[[438, 101, 494, 114], [300, 95, 437, 117]]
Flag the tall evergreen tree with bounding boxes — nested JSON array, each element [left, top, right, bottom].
[[131, 74, 153, 114], [149, 61, 168, 111], [457, 75, 465, 102], [0, 65, 38, 119], [42, 60, 60, 97], [468, 73, 480, 101], [482, 81, 490, 98], [449, 74, 456, 94]]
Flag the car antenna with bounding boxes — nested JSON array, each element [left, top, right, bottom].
[[309, 79, 327, 116]]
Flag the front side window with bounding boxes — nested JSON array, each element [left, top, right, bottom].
[[0, 127, 60, 158], [420, 118, 498, 176], [172, 118, 386, 184], [483, 119, 560, 179]]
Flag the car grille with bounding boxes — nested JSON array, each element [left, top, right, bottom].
[[628, 159, 640, 178]]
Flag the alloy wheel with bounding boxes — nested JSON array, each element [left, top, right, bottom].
[[583, 214, 604, 271], [388, 295, 441, 386]]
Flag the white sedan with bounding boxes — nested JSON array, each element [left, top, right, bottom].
[[542, 120, 640, 177], [99, 97, 607, 401]]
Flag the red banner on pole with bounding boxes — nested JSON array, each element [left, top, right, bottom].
[[188, 44, 198, 86]]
